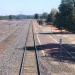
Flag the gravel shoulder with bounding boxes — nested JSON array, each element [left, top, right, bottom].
[[0, 20, 30, 75]]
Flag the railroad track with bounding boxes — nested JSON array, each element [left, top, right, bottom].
[[19, 21, 41, 75], [32, 22, 41, 75], [19, 22, 30, 75]]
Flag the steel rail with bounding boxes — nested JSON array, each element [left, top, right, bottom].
[[19, 23, 30, 75], [32, 22, 41, 75]]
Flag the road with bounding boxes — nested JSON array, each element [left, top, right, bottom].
[[0, 20, 75, 75], [33, 20, 75, 75]]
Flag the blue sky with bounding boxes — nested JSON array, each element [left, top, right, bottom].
[[0, 0, 61, 15]]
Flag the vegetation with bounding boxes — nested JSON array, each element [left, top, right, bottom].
[[54, 0, 75, 32], [40, 13, 48, 19], [46, 0, 75, 32], [34, 14, 39, 19], [46, 9, 58, 24], [0, 15, 34, 20]]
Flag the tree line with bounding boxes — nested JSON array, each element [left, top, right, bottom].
[[54, 0, 75, 32], [34, 0, 75, 32], [0, 15, 34, 20]]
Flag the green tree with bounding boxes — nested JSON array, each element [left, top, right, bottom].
[[46, 9, 58, 24], [46, 14, 52, 23], [34, 14, 39, 19], [40, 12, 48, 19], [9, 15, 12, 20], [54, 0, 75, 32]]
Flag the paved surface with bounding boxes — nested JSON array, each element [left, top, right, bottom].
[[33, 20, 75, 75]]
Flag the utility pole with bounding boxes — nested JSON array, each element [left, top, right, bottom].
[[59, 25, 63, 61]]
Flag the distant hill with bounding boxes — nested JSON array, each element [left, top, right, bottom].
[[0, 14, 34, 20]]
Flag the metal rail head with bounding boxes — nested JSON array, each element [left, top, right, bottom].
[[19, 23, 30, 75], [32, 22, 41, 75]]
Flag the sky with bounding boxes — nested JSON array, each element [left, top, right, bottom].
[[0, 0, 61, 15]]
